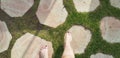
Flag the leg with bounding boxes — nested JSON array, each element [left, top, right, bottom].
[[62, 32, 75, 58], [39, 45, 48, 58]]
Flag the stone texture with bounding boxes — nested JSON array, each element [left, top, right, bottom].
[[68, 25, 92, 54], [1, 0, 34, 17], [0, 21, 12, 53], [90, 53, 113, 58], [110, 0, 120, 9], [73, 0, 100, 12], [36, 0, 68, 28], [11, 33, 53, 58], [100, 17, 120, 43]]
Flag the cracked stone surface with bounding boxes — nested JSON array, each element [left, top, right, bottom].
[[100, 17, 120, 43], [0, 21, 12, 53], [1, 0, 34, 17], [11, 33, 53, 58], [90, 53, 113, 58], [68, 25, 92, 54], [110, 0, 120, 9], [73, 0, 100, 12], [36, 0, 68, 28]]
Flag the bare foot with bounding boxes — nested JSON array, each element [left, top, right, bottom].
[[64, 32, 72, 44], [39, 45, 48, 58], [62, 32, 75, 58]]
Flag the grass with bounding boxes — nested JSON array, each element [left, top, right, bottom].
[[0, 0, 120, 58]]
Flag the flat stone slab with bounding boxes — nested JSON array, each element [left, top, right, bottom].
[[100, 17, 120, 43], [1, 0, 34, 17], [68, 25, 92, 54], [73, 0, 100, 12], [90, 53, 113, 58], [11, 33, 53, 58], [36, 0, 68, 28], [110, 0, 120, 9], [0, 21, 12, 53]]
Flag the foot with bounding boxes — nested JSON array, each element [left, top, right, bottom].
[[64, 32, 72, 44], [39, 45, 48, 58]]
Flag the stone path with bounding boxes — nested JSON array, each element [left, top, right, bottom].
[[0, 21, 12, 53], [11, 33, 53, 58], [36, 0, 68, 28], [68, 25, 92, 54], [90, 53, 113, 58], [110, 0, 120, 9], [73, 0, 100, 12], [1, 0, 34, 17], [100, 17, 120, 43]]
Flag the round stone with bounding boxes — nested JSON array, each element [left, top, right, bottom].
[[100, 17, 120, 43], [1, 0, 34, 17], [68, 25, 92, 54], [110, 0, 120, 9], [11, 33, 53, 58], [0, 21, 12, 53], [73, 0, 100, 12], [90, 53, 113, 58], [36, 0, 68, 28]]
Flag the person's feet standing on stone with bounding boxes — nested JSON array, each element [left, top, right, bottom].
[[62, 32, 75, 58], [39, 32, 75, 58]]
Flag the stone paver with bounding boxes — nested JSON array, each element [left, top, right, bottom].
[[11, 33, 53, 58], [36, 0, 68, 28], [90, 53, 113, 58], [68, 25, 92, 54], [1, 0, 34, 17], [110, 0, 120, 9], [100, 17, 120, 43], [0, 21, 12, 53], [73, 0, 100, 12]]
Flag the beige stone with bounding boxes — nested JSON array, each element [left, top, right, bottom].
[[90, 53, 113, 58], [0, 21, 12, 53], [1, 0, 34, 17], [100, 17, 120, 43], [68, 25, 92, 54], [73, 0, 100, 12], [11, 33, 53, 58], [36, 0, 68, 28], [110, 0, 120, 9]]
